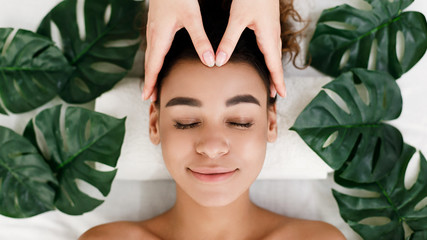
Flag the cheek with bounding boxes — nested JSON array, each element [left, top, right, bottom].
[[229, 121, 268, 171], [158, 120, 194, 174]]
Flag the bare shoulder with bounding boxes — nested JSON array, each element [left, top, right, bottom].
[[269, 217, 345, 240], [79, 221, 160, 240]]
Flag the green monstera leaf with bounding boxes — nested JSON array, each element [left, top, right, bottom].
[[410, 230, 427, 240], [0, 28, 73, 114], [24, 105, 126, 215], [309, 0, 427, 78], [37, 0, 142, 103], [0, 126, 57, 218], [291, 69, 403, 183], [333, 144, 427, 240]]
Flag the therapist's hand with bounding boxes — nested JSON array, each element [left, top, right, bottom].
[[217, 0, 285, 98], [143, 0, 285, 101], [143, 0, 214, 101]]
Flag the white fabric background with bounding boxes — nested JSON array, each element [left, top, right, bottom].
[[0, 0, 426, 239]]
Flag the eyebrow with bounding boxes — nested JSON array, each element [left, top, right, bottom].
[[226, 94, 260, 107], [165, 94, 260, 108], [165, 97, 202, 107]]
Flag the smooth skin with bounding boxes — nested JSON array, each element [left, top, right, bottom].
[[80, 60, 345, 240], [142, 0, 285, 101]]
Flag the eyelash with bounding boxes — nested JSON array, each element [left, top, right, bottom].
[[173, 122, 253, 130], [174, 122, 200, 129], [228, 122, 254, 128]]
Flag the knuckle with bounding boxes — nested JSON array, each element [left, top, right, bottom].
[[185, 16, 203, 32], [182, 11, 199, 24], [220, 36, 238, 52], [230, 14, 248, 28]]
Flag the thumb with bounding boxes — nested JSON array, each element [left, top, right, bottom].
[[215, 18, 246, 67], [185, 16, 215, 67]]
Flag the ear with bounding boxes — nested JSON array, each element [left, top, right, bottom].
[[267, 103, 278, 143], [149, 102, 160, 145]]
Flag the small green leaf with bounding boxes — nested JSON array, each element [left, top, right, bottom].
[[37, 0, 142, 103], [309, 0, 427, 78], [291, 69, 403, 183], [333, 145, 427, 239], [0, 126, 57, 218], [0, 28, 73, 113], [30, 105, 125, 215]]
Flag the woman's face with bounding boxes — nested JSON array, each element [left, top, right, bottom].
[[149, 60, 277, 207]]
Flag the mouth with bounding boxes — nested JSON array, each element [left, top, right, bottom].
[[188, 168, 238, 183]]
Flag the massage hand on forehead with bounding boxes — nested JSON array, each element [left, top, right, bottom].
[[142, 0, 286, 101]]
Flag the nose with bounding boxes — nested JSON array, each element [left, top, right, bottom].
[[195, 130, 230, 159]]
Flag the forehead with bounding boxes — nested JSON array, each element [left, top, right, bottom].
[[160, 60, 267, 106]]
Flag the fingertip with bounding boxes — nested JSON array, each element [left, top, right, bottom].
[[272, 74, 286, 98], [270, 88, 277, 98], [202, 50, 215, 67], [143, 88, 151, 101], [151, 86, 158, 102], [280, 89, 286, 98], [141, 81, 151, 101], [215, 51, 227, 67], [277, 84, 286, 98], [141, 90, 146, 101]]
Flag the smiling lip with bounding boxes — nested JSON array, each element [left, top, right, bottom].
[[188, 168, 238, 183]]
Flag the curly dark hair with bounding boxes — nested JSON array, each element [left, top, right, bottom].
[[280, 0, 305, 68]]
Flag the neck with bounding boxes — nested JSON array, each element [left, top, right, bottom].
[[167, 185, 260, 240]]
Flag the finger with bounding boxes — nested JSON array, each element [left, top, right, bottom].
[[184, 15, 215, 67], [140, 78, 145, 100], [216, 17, 247, 67], [255, 27, 286, 98], [269, 61, 286, 98], [150, 85, 158, 102], [143, 26, 175, 100], [269, 80, 277, 98]]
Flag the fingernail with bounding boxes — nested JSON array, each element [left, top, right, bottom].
[[141, 89, 146, 100], [216, 51, 227, 67], [271, 88, 277, 98], [203, 51, 215, 67]]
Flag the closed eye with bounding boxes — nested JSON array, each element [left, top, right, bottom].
[[174, 121, 201, 130], [227, 122, 253, 129]]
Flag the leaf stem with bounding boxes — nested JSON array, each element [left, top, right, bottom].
[[376, 181, 405, 222], [56, 122, 122, 170], [70, 20, 118, 65], [356, 15, 402, 42]]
